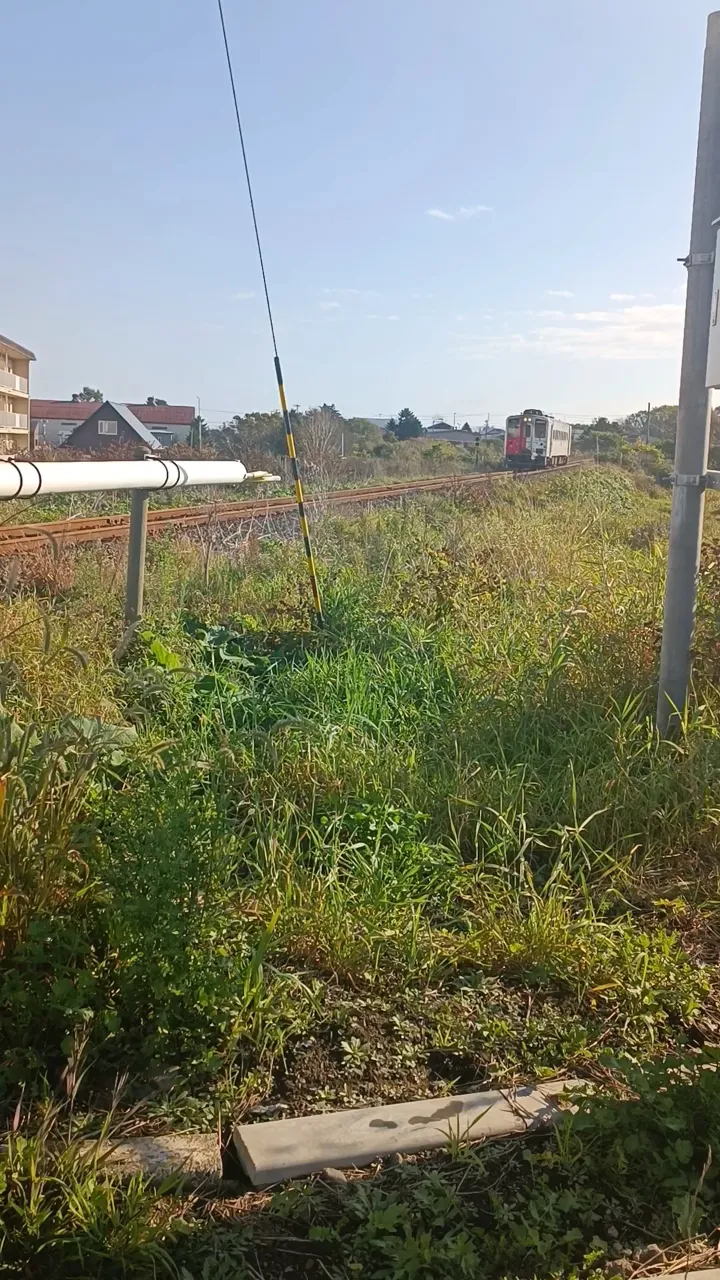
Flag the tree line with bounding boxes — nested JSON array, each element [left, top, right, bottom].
[[572, 404, 720, 472]]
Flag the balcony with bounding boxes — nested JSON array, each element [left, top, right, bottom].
[[0, 370, 28, 395], [0, 412, 28, 432]]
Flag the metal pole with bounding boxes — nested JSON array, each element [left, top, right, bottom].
[[657, 11, 720, 733], [125, 489, 149, 626], [274, 357, 324, 625]]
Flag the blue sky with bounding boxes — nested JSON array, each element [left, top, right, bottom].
[[1, 0, 714, 426]]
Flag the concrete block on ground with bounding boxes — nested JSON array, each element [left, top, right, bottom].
[[233, 1078, 580, 1187], [84, 1133, 222, 1185], [660, 1272, 720, 1279]]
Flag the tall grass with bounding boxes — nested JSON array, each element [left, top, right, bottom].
[[0, 468, 718, 1109]]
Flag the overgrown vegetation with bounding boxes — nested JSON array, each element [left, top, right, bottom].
[[3, 467, 720, 1275]]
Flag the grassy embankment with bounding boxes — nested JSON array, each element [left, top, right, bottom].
[[3, 468, 720, 1278]]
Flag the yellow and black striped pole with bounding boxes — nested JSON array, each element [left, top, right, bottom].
[[215, 0, 323, 626], [274, 356, 323, 625]]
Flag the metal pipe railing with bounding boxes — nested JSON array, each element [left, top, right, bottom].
[[0, 457, 280, 625], [0, 458, 277, 499]]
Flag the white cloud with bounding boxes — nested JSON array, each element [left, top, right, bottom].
[[233, 290, 255, 301], [320, 300, 340, 311], [537, 309, 566, 318], [426, 204, 492, 221], [610, 292, 635, 301], [547, 289, 574, 298], [454, 302, 684, 362], [367, 313, 400, 321]]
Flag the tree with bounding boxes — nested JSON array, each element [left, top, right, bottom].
[[622, 405, 677, 443], [215, 411, 286, 459], [146, 397, 168, 406], [297, 407, 337, 455], [71, 386, 103, 403], [188, 415, 207, 449], [318, 402, 343, 423], [343, 417, 384, 454], [388, 407, 423, 440], [573, 416, 623, 451]]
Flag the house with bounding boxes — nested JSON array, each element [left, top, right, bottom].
[[0, 333, 35, 453], [62, 401, 168, 453], [425, 421, 481, 445], [31, 399, 194, 447]]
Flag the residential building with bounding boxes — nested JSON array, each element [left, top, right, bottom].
[[31, 399, 194, 447], [62, 401, 167, 452], [0, 333, 35, 453], [425, 421, 481, 445]]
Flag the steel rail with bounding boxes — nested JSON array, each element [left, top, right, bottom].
[[0, 464, 583, 556]]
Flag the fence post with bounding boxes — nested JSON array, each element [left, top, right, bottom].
[[125, 489, 149, 626]]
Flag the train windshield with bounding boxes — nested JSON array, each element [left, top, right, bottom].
[[506, 417, 521, 436], [534, 419, 547, 439]]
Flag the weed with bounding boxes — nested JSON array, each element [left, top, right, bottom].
[[2, 468, 720, 1272], [175, 1055, 720, 1280]]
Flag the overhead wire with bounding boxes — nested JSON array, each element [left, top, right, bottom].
[[215, 0, 323, 625]]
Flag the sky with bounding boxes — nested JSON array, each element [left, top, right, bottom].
[[1, 0, 716, 427]]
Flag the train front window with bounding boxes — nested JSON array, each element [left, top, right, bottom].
[[507, 417, 521, 437], [534, 420, 547, 440]]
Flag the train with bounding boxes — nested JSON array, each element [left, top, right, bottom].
[[504, 409, 572, 469]]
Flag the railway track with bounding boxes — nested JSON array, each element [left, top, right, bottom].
[[0, 463, 583, 556]]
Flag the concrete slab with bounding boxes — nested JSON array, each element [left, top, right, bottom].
[[83, 1133, 222, 1186], [233, 1078, 580, 1187], [660, 1272, 720, 1279]]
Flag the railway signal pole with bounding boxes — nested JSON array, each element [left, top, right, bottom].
[[657, 11, 720, 733]]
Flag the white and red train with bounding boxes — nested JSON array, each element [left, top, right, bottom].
[[505, 409, 572, 469]]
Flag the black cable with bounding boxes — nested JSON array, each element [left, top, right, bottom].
[[214, 0, 324, 623], [216, 0, 279, 359]]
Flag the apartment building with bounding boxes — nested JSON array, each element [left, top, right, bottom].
[[0, 333, 35, 452]]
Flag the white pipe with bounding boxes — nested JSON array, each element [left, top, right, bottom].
[[0, 459, 278, 499]]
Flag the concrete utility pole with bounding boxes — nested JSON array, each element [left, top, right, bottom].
[[656, 11, 720, 733], [125, 489, 149, 626]]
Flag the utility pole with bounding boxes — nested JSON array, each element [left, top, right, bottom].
[[196, 396, 202, 449], [125, 489, 149, 626], [657, 11, 720, 733]]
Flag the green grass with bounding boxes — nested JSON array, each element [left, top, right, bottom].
[[3, 466, 720, 1275], [174, 1054, 720, 1280]]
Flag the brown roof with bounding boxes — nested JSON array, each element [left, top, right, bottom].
[[0, 333, 36, 360], [31, 399, 194, 426]]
